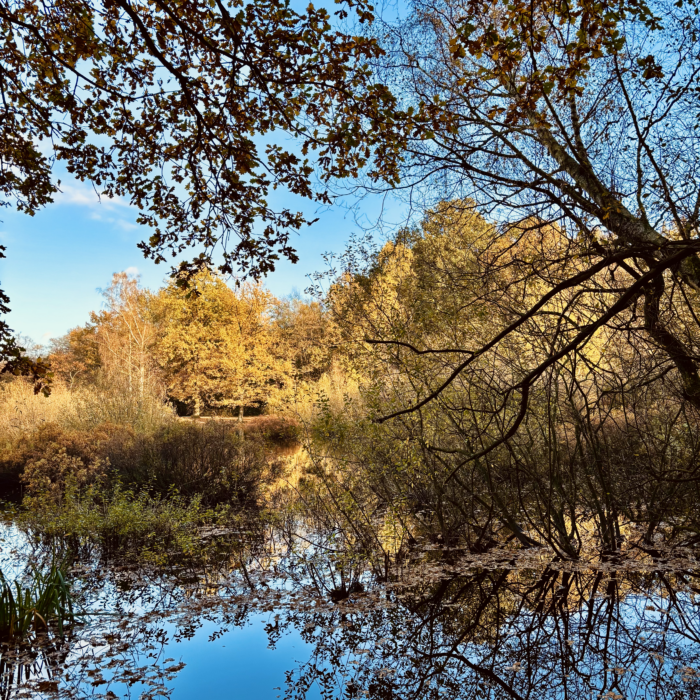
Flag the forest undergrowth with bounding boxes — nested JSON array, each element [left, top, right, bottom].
[[0, 376, 299, 566]]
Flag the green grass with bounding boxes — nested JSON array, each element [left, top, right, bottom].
[[0, 563, 77, 638]]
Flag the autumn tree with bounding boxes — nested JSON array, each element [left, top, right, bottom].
[[324, 202, 700, 556], [328, 201, 519, 414], [327, 0, 700, 451], [46, 274, 158, 392], [271, 295, 337, 386], [48, 324, 101, 388], [154, 271, 288, 418], [89, 272, 162, 399], [0, 0, 396, 378], [4, 0, 697, 447]]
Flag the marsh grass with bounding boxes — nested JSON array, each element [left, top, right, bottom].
[[288, 365, 362, 429], [0, 564, 76, 639], [0, 377, 174, 440]]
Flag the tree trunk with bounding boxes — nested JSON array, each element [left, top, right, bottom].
[[193, 394, 201, 418], [644, 280, 700, 408], [238, 405, 244, 423]]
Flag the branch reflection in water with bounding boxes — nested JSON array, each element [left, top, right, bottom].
[[2, 517, 700, 699], [276, 566, 700, 700]]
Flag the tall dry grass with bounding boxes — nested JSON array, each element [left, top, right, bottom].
[[0, 377, 175, 440], [285, 364, 363, 426], [0, 380, 74, 438]]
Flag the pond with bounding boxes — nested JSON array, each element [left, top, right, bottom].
[[1, 519, 700, 700]]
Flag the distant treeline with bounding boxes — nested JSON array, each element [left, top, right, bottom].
[[45, 270, 337, 418]]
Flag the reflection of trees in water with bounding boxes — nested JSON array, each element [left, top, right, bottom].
[[0, 558, 255, 699], [0, 587, 184, 699], [4, 518, 700, 700], [276, 567, 700, 700], [0, 634, 68, 698], [0, 516, 274, 698]]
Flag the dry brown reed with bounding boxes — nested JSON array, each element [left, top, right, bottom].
[[286, 364, 363, 426], [0, 377, 175, 440]]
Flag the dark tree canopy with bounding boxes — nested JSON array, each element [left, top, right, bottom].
[[371, 0, 700, 240], [0, 0, 395, 374], [0, 0, 396, 274]]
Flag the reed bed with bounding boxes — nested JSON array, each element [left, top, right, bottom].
[[0, 378, 174, 439], [288, 365, 363, 426], [0, 564, 76, 639]]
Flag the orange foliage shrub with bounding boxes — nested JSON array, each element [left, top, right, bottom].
[[0, 422, 130, 494], [21, 444, 108, 502], [242, 415, 300, 445]]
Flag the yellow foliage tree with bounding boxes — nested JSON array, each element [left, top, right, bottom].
[[271, 295, 337, 387], [91, 272, 162, 400], [154, 271, 289, 418]]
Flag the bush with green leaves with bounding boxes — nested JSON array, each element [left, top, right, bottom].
[[19, 479, 227, 563]]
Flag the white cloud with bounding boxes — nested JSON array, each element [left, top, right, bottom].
[[53, 182, 143, 235], [115, 219, 139, 232], [124, 266, 139, 276], [55, 183, 131, 212]]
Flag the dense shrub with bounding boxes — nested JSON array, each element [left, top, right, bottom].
[[21, 444, 108, 504], [1, 415, 288, 509], [0, 382, 292, 562], [12, 424, 272, 561], [105, 421, 286, 506], [0, 422, 128, 496], [19, 481, 221, 562], [241, 415, 300, 445], [0, 376, 173, 496]]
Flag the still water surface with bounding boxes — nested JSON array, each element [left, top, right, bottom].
[[168, 614, 320, 700], [2, 522, 700, 699]]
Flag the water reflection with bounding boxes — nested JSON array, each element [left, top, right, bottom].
[[0, 635, 67, 698], [154, 564, 700, 700], [262, 566, 700, 700], [2, 515, 700, 699]]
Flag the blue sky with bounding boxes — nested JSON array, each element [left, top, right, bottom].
[[0, 1, 412, 350], [0, 174, 394, 346]]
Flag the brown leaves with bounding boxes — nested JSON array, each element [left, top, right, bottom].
[[0, 0, 395, 286], [21, 443, 109, 503]]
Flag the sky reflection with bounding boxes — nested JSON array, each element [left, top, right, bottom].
[[2, 521, 700, 699]]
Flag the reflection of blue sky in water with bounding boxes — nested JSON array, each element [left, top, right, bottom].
[[0, 521, 321, 698], [3, 519, 700, 700], [169, 613, 320, 700], [266, 568, 700, 700], [460, 590, 700, 700]]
